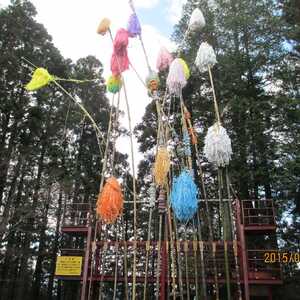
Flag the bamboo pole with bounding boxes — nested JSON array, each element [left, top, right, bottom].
[[156, 214, 163, 300], [108, 29, 138, 299], [122, 215, 129, 300], [113, 227, 119, 300], [182, 104, 219, 299], [183, 236, 190, 300], [225, 168, 243, 300], [143, 207, 154, 300]]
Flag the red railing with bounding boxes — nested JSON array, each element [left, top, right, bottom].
[[247, 250, 282, 282], [62, 202, 92, 227], [241, 199, 275, 227], [88, 240, 240, 282]]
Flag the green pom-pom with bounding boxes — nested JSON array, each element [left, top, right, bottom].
[[107, 75, 122, 94]]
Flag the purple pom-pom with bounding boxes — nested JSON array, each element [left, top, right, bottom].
[[127, 13, 141, 38]]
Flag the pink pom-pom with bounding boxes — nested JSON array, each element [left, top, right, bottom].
[[156, 47, 173, 71], [110, 28, 130, 76]]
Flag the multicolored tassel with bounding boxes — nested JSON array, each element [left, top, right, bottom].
[[107, 75, 122, 94], [147, 183, 156, 208], [170, 170, 198, 222], [146, 70, 160, 93], [167, 58, 187, 96], [178, 58, 190, 80], [183, 129, 191, 156]]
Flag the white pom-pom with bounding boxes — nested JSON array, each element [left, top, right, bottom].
[[188, 8, 206, 31], [204, 123, 233, 167], [167, 58, 187, 96], [195, 42, 217, 73]]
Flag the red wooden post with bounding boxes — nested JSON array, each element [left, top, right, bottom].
[[268, 286, 272, 300], [236, 199, 250, 300]]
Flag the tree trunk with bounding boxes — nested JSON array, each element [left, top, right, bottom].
[[47, 185, 63, 300], [31, 185, 51, 299]]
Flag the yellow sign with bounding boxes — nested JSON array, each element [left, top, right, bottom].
[[55, 256, 83, 276]]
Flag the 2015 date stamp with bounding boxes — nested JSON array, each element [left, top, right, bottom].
[[264, 252, 300, 263]]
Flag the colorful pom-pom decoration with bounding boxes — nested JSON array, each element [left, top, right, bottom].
[[183, 129, 191, 156], [203, 123, 233, 167], [153, 146, 170, 186], [146, 71, 160, 93], [97, 18, 111, 35], [96, 177, 124, 224], [178, 58, 190, 80], [107, 75, 122, 94], [195, 42, 217, 73], [170, 170, 198, 222], [147, 182, 156, 208], [188, 8, 206, 32], [156, 46, 173, 71], [127, 13, 142, 37], [111, 28, 130, 76], [25, 68, 54, 91], [166, 58, 187, 96]]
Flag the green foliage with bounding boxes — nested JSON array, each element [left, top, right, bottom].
[[0, 1, 129, 299]]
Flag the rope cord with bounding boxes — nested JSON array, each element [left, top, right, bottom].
[[52, 80, 105, 157]]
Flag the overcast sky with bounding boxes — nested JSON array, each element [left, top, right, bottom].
[[1, 0, 187, 172]]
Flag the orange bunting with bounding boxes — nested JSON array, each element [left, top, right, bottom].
[[96, 177, 123, 224]]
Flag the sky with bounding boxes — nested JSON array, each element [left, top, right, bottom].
[[1, 0, 187, 172]]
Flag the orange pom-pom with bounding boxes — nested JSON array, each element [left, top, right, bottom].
[[97, 18, 111, 35], [96, 177, 123, 224]]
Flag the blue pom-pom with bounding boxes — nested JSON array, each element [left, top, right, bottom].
[[170, 170, 198, 222]]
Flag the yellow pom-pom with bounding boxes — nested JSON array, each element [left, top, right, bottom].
[[154, 146, 170, 186], [178, 58, 190, 80], [97, 18, 111, 35], [25, 68, 54, 91], [107, 75, 122, 94]]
